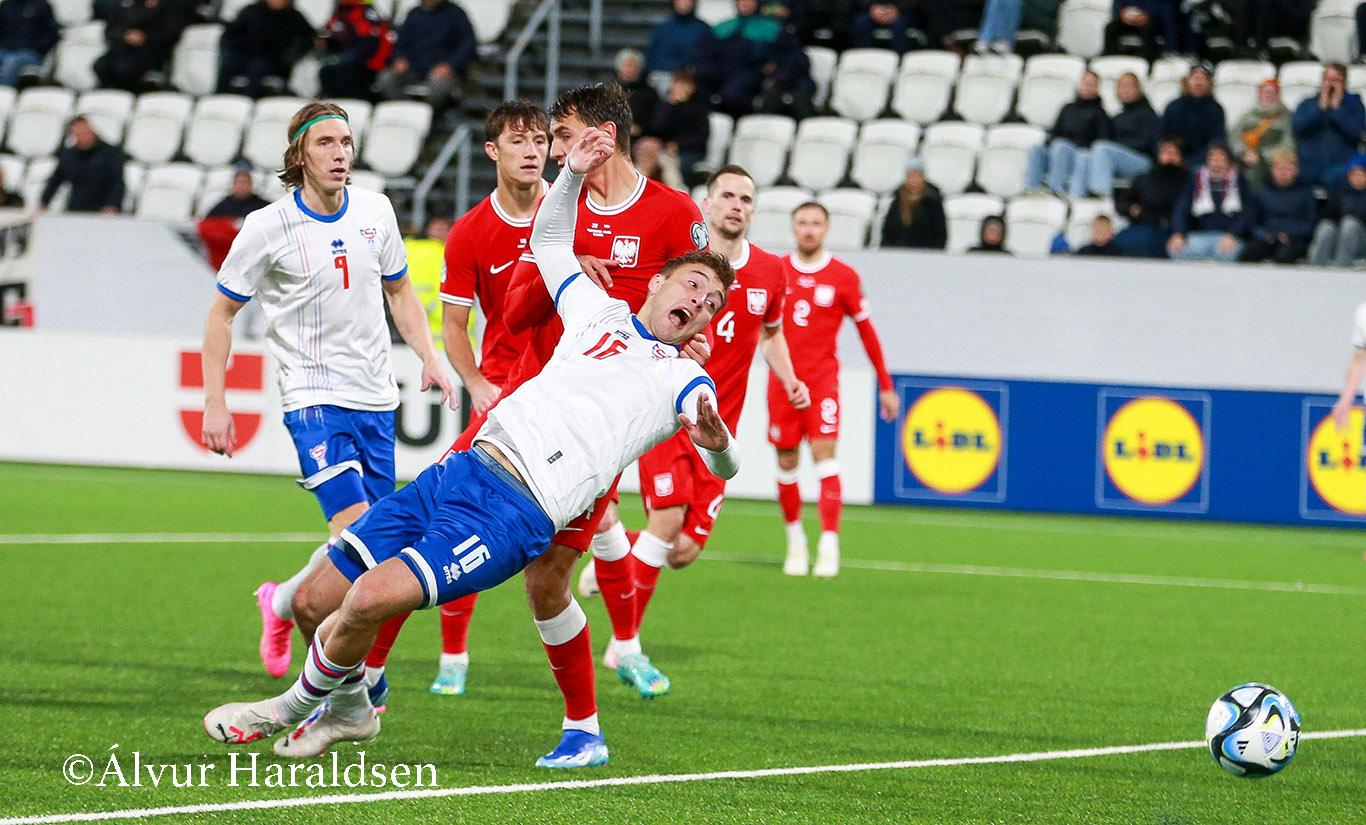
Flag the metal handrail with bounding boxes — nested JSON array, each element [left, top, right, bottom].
[[589, 0, 602, 55], [504, 0, 562, 109], [411, 123, 473, 227]]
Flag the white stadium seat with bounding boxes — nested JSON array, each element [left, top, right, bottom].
[[289, 53, 322, 99], [787, 116, 857, 191], [362, 101, 432, 177], [749, 186, 811, 249], [920, 121, 985, 196], [136, 163, 204, 222], [806, 46, 838, 110], [124, 92, 194, 165], [696, 0, 732, 27], [0, 153, 23, 195], [171, 24, 224, 97], [704, 111, 733, 175], [184, 95, 253, 167], [953, 53, 1023, 126], [830, 48, 899, 122], [727, 114, 796, 188], [817, 188, 877, 251], [243, 96, 306, 171], [691, 183, 707, 213], [329, 98, 373, 146], [7, 88, 75, 160], [1311, 0, 1357, 65], [464, 0, 515, 44], [196, 164, 236, 216], [75, 89, 134, 145], [122, 160, 146, 212], [349, 170, 385, 192], [53, 0, 92, 26], [1004, 193, 1068, 257], [850, 119, 920, 194], [1056, 0, 1111, 58], [977, 124, 1046, 199], [891, 50, 960, 125], [1214, 60, 1275, 128], [53, 22, 105, 92], [23, 156, 60, 210], [218, 0, 254, 21], [1278, 61, 1324, 111], [1017, 54, 1087, 128], [1064, 197, 1121, 249], [1351, 64, 1366, 96], [256, 168, 287, 202], [1090, 55, 1149, 116], [943, 193, 1003, 253], [296, 0, 335, 28], [0, 87, 17, 146], [1145, 56, 1192, 114]]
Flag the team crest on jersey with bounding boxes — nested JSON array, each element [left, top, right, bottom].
[[797, 275, 816, 288], [814, 284, 836, 307], [359, 227, 378, 249], [330, 238, 346, 255], [309, 443, 328, 468], [653, 473, 675, 498], [652, 343, 671, 360], [746, 288, 768, 315], [690, 221, 709, 250], [610, 235, 641, 267]]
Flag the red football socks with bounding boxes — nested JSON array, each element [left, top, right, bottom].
[[439, 593, 477, 655]]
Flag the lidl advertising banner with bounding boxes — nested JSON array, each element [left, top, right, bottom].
[[875, 375, 1366, 527]]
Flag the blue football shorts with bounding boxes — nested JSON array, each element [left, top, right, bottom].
[[282, 405, 396, 520], [328, 445, 556, 608]]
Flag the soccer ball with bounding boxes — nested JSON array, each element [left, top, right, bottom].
[[1205, 683, 1301, 778]]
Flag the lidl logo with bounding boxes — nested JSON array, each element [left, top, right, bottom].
[[1098, 393, 1208, 510], [1304, 405, 1366, 516], [896, 384, 1006, 500]]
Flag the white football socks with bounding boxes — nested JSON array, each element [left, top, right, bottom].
[[564, 712, 600, 736], [273, 540, 332, 620], [439, 652, 469, 667], [631, 530, 672, 569]]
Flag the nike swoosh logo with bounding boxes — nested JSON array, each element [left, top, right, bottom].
[[490, 261, 514, 274]]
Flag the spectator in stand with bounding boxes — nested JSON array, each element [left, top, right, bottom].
[[650, 69, 710, 183], [1104, 0, 1188, 61], [851, 0, 916, 54], [974, 0, 1061, 54], [218, 0, 317, 98], [1290, 63, 1366, 190], [614, 48, 659, 139], [1309, 154, 1366, 268], [317, 0, 394, 100], [375, 0, 475, 109], [0, 0, 58, 87], [1085, 71, 1158, 197], [38, 116, 125, 215], [922, 0, 986, 50], [1025, 70, 1110, 199], [93, 0, 188, 92], [774, 0, 855, 51], [880, 157, 946, 250], [1238, 148, 1315, 264], [1232, 0, 1312, 58], [645, 0, 711, 93], [0, 166, 21, 206], [1230, 79, 1293, 190], [968, 215, 1009, 253], [696, 0, 813, 118], [1159, 64, 1226, 163], [632, 135, 686, 190], [1112, 136, 1185, 257], [1076, 215, 1122, 256], [1167, 143, 1249, 263], [207, 165, 270, 220]]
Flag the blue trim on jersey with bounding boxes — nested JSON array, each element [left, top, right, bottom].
[[675, 375, 716, 415], [632, 316, 660, 341], [382, 264, 408, 282], [216, 283, 252, 303], [293, 187, 349, 223], [552, 272, 580, 307]]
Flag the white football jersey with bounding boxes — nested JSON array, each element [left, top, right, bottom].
[[216, 187, 408, 413]]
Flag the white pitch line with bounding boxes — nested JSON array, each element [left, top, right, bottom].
[[2, 729, 1362, 825], [703, 553, 1366, 597], [0, 533, 320, 546]]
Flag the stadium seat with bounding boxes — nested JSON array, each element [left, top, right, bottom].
[[7, 88, 75, 160], [196, 164, 236, 216], [464, 0, 515, 44], [690, 183, 707, 212], [184, 95, 253, 167], [830, 49, 899, 122], [953, 53, 1024, 126], [787, 117, 857, 191], [330, 98, 373, 146], [1004, 193, 1068, 257], [296, 0, 335, 28], [977, 124, 1046, 199], [1064, 196, 1120, 248], [136, 163, 204, 222], [749, 185, 810, 249], [243, 96, 306, 171], [75, 89, 134, 145], [943, 193, 1003, 253], [289, 53, 322, 99], [0, 153, 22, 196], [122, 160, 146, 212], [806, 46, 838, 110], [124, 92, 194, 165], [0, 87, 17, 147], [1145, 56, 1192, 114], [1089, 55, 1149, 116], [362, 101, 432, 177], [349, 170, 385, 192], [817, 188, 877, 251], [22, 156, 59, 210], [1350, 64, 1366, 95], [920, 121, 985, 196], [1278, 61, 1324, 111], [695, 0, 732, 27], [891, 50, 960, 125], [171, 24, 225, 97], [218, 0, 253, 21], [1017, 54, 1087, 128], [704, 112, 733, 175], [1213, 60, 1275, 127], [52, 0, 92, 26], [850, 119, 920, 194], [728, 114, 796, 188], [256, 168, 287, 201], [52, 22, 105, 92], [1056, 0, 1111, 58], [1311, 0, 1357, 65]]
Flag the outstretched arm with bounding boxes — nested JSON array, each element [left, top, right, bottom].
[[854, 316, 898, 423], [529, 129, 616, 300], [384, 275, 458, 410], [679, 390, 739, 480]]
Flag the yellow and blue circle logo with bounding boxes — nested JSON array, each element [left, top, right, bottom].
[[901, 387, 1003, 496], [1100, 395, 1207, 507], [1305, 407, 1366, 516]]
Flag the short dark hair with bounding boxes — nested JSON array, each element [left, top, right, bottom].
[[550, 83, 633, 153], [662, 249, 735, 296], [791, 201, 829, 220], [485, 99, 549, 143], [706, 164, 753, 192]]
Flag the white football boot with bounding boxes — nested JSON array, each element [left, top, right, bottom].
[[812, 532, 840, 578], [577, 559, 600, 598], [203, 699, 289, 745], [782, 523, 809, 576], [273, 705, 380, 758]]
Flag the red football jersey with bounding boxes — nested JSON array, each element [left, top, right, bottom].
[[439, 192, 535, 388], [780, 251, 870, 387], [705, 240, 785, 431]]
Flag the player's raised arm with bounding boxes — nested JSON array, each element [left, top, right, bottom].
[[677, 377, 739, 479], [529, 128, 615, 308]]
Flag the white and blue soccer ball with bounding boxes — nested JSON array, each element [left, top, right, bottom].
[[1205, 683, 1301, 778]]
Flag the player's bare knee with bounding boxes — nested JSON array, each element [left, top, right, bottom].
[[596, 503, 620, 532], [776, 449, 800, 471], [336, 578, 397, 632], [648, 507, 686, 543], [291, 581, 330, 636], [667, 537, 701, 569]]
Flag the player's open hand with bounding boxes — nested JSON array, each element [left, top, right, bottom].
[[785, 379, 810, 410], [567, 128, 615, 175], [681, 332, 711, 366], [878, 389, 900, 423], [680, 393, 729, 453], [577, 254, 616, 290], [202, 402, 236, 457], [422, 359, 460, 411]]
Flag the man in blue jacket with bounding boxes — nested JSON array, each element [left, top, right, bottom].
[[1291, 63, 1366, 189], [1238, 149, 1317, 264], [1159, 64, 1226, 163], [0, 0, 57, 86], [1166, 143, 1249, 263], [376, 0, 476, 108], [645, 0, 711, 91]]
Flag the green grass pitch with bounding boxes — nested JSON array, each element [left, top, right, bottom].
[[1, 462, 1364, 824]]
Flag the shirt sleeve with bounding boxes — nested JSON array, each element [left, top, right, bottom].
[[763, 262, 786, 329], [1351, 302, 1366, 349], [439, 219, 477, 307], [844, 270, 871, 322], [215, 215, 271, 302], [379, 198, 408, 281], [531, 165, 617, 329], [675, 366, 739, 479]]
